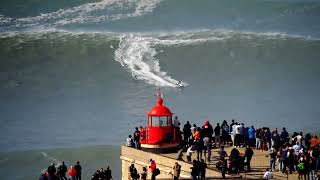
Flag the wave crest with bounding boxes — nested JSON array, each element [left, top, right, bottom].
[[0, 0, 162, 29], [115, 34, 181, 87]]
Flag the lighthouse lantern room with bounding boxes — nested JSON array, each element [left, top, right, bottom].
[[140, 93, 179, 151]]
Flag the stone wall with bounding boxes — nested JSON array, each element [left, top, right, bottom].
[[120, 146, 224, 180]]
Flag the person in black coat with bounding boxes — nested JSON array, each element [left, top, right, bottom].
[[245, 145, 254, 171], [74, 161, 82, 180], [47, 163, 56, 177], [104, 166, 112, 180], [57, 161, 67, 180], [191, 160, 199, 180], [199, 159, 207, 180], [91, 170, 100, 180], [196, 136, 204, 161], [183, 121, 192, 146]]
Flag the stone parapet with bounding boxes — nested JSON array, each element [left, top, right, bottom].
[[120, 146, 225, 180]]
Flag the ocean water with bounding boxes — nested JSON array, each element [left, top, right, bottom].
[[1, 0, 320, 179]]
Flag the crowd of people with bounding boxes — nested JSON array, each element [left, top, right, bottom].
[[128, 159, 161, 180], [180, 119, 320, 179], [39, 161, 113, 180], [126, 117, 320, 179], [39, 161, 82, 180]]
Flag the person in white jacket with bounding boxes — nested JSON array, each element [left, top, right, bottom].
[[263, 168, 273, 179]]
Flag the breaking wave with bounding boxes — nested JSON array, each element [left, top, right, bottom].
[[1, 28, 318, 88], [114, 31, 231, 87], [0, 0, 162, 29], [112, 28, 320, 87]]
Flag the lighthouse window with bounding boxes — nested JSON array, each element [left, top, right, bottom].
[[159, 116, 168, 126], [150, 116, 169, 126], [168, 116, 172, 125], [150, 116, 159, 126]]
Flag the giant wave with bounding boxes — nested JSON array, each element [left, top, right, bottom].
[[1, 28, 319, 88], [0, 0, 162, 29]]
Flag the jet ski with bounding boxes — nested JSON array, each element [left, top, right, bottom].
[[175, 81, 184, 88]]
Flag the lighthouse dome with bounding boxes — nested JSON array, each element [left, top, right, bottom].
[[148, 97, 172, 116]]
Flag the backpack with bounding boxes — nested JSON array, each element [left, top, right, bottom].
[[154, 168, 160, 176], [297, 162, 305, 171], [223, 125, 229, 132]]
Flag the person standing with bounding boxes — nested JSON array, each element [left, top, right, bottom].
[[129, 164, 135, 180], [268, 145, 277, 171], [256, 128, 262, 150], [173, 162, 181, 180], [196, 134, 204, 161], [229, 119, 236, 134], [174, 116, 181, 128], [199, 159, 207, 180], [104, 166, 112, 180], [183, 121, 192, 146], [47, 163, 56, 177], [248, 126, 255, 148], [191, 160, 199, 180], [230, 120, 236, 147], [203, 136, 212, 162], [234, 123, 241, 148], [294, 132, 303, 146], [221, 120, 229, 145], [214, 123, 221, 148], [140, 167, 147, 180], [57, 161, 67, 180], [131, 166, 139, 180], [149, 159, 157, 180], [67, 166, 76, 180], [133, 127, 140, 149], [245, 145, 254, 171], [279, 145, 288, 173], [74, 161, 82, 180], [280, 127, 289, 146]]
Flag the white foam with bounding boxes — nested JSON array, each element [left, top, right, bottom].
[[112, 29, 320, 88], [114, 32, 231, 87], [115, 34, 180, 87], [40, 152, 60, 166], [0, 0, 162, 28], [1, 27, 317, 88]]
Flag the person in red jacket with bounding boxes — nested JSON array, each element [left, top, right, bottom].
[[68, 166, 76, 180], [149, 159, 157, 180]]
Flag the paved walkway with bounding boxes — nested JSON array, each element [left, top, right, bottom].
[[163, 146, 299, 179]]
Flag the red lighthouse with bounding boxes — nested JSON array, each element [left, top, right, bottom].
[[140, 93, 180, 151]]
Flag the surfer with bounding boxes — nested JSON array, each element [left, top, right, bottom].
[[176, 81, 184, 87]]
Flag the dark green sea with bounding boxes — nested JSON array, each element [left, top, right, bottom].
[[1, 0, 320, 179]]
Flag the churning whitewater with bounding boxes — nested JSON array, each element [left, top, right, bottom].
[[0, 0, 162, 28], [1, 0, 320, 179]]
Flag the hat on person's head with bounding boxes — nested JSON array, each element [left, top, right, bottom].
[[203, 120, 209, 127]]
